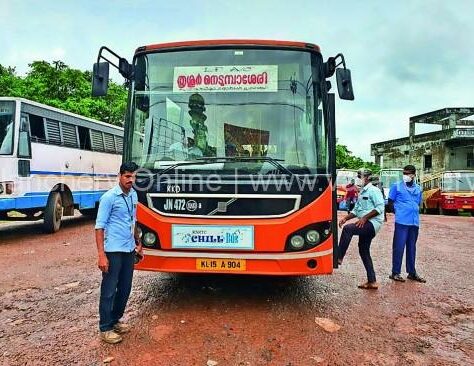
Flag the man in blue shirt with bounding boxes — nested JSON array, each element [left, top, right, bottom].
[[388, 165, 426, 283], [95, 162, 142, 344], [338, 169, 385, 289]]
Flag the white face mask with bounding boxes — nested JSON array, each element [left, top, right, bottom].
[[402, 174, 413, 183], [355, 178, 363, 187]]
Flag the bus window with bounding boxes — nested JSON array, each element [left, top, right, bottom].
[[18, 115, 32, 158], [29, 114, 46, 142], [0, 101, 15, 155], [45, 119, 61, 145], [103, 133, 116, 153], [115, 136, 123, 154], [61, 122, 79, 148], [90, 130, 105, 151], [78, 126, 92, 150]]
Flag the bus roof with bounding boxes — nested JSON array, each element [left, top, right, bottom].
[[137, 39, 321, 54], [0, 97, 124, 132]]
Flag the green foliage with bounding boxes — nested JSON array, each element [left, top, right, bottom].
[[336, 143, 380, 174], [0, 61, 127, 126]]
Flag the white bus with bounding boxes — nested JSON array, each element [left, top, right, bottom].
[[0, 97, 123, 232], [379, 168, 403, 203]]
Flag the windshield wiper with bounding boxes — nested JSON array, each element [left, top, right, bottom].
[[195, 156, 295, 176]]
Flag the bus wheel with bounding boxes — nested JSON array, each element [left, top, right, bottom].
[[43, 192, 63, 233]]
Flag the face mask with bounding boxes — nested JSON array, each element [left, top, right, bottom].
[[402, 175, 413, 183], [355, 178, 363, 187]]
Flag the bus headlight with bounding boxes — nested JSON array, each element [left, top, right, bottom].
[[306, 230, 321, 244], [5, 183, 13, 194], [290, 235, 305, 250], [0, 184, 4, 195], [143, 232, 157, 247]]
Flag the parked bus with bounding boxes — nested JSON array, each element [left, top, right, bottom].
[[335, 169, 358, 208], [92, 40, 354, 275], [379, 168, 403, 204], [421, 170, 474, 215], [0, 97, 123, 232]]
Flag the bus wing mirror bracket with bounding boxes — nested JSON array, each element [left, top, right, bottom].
[[92, 62, 109, 97], [92, 46, 133, 97]]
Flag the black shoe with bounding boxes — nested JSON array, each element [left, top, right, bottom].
[[389, 274, 406, 282], [407, 273, 426, 283]]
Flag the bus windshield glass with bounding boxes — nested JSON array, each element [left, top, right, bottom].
[[129, 48, 327, 174], [0, 101, 15, 155], [380, 170, 403, 188], [442, 172, 474, 192], [336, 171, 357, 186]]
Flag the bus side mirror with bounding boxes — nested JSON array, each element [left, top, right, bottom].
[[92, 62, 110, 97], [336, 68, 354, 100]]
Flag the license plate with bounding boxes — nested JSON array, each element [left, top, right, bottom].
[[196, 258, 246, 271], [462, 205, 472, 209]]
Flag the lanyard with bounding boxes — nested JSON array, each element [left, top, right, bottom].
[[121, 194, 133, 222]]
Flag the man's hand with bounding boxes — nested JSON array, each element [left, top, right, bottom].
[[135, 241, 143, 256], [98, 253, 109, 273], [355, 217, 368, 228], [338, 217, 348, 228]]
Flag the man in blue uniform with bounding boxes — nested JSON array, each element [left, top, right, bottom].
[[388, 165, 426, 283], [95, 162, 143, 344]]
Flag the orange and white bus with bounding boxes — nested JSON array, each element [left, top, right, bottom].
[[92, 40, 354, 275], [421, 170, 474, 215]]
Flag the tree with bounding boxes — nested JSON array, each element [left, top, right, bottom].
[[336, 143, 380, 174], [0, 61, 127, 126]]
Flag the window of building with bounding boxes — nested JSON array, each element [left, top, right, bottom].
[[468, 152, 474, 168], [424, 154, 432, 170]]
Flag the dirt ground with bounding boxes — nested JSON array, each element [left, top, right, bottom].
[[0, 213, 473, 366]]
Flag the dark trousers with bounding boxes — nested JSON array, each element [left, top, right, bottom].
[[338, 221, 377, 283], [392, 223, 419, 276], [99, 251, 135, 332]]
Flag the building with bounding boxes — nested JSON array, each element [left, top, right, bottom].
[[371, 108, 474, 180]]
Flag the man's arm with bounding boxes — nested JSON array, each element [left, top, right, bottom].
[[339, 212, 356, 228], [134, 225, 143, 256], [356, 188, 385, 228], [95, 195, 113, 272], [95, 229, 109, 272]]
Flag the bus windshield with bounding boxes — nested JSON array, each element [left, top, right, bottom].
[[336, 171, 357, 186], [442, 172, 474, 192], [380, 169, 403, 188], [0, 101, 15, 155], [128, 48, 327, 174]]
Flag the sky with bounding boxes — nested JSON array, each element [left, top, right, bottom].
[[1, 0, 473, 160]]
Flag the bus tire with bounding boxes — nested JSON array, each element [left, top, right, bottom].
[[43, 192, 63, 233]]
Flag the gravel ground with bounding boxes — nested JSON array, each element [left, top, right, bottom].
[[0, 212, 472, 365]]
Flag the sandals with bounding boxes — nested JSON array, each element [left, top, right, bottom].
[[407, 273, 426, 283], [389, 274, 406, 282]]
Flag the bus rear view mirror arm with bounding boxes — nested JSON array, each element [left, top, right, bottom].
[[92, 46, 133, 97]]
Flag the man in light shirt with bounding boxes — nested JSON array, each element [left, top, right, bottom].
[[95, 162, 143, 344], [337, 169, 385, 289]]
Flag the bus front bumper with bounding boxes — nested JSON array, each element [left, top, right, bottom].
[[136, 248, 334, 276]]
